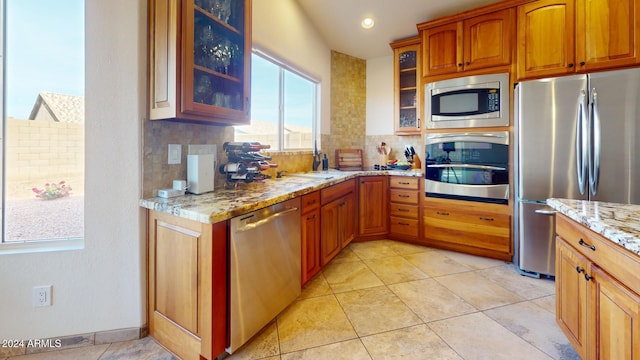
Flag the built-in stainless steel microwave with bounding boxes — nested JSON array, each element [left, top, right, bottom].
[[425, 73, 509, 129]]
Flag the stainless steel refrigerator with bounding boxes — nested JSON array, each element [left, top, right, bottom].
[[514, 68, 640, 277]]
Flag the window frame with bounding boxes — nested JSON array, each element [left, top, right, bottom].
[[0, 0, 85, 253], [242, 48, 319, 151]]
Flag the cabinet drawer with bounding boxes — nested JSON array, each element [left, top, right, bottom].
[[424, 206, 511, 253], [390, 189, 419, 204], [321, 179, 355, 205], [301, 192, 320, 213], [390, 217, 419, 237], [556, 214, 640, 295], [390, 203, 419, 219], [390, 177, 419, 190]]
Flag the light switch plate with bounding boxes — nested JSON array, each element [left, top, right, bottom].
[[168, 144, 181, 164]]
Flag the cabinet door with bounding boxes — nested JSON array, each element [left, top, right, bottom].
[[148, 210, 216, 360], [517, 0, 576, 80], [301, 208, 321, 285], [393, 42, 421, 134], [149, 0, 179, 120], [589, 266, 640, 360], [555, 238, 588, 359], [576, 0, 640, 72], [358, 176, 388, 236], [463, 9, 513, 71], [340, 192, 356, 248], [422, 22, 462, 76], [181, 0, 251, 124], [321, 200, 341, 266]]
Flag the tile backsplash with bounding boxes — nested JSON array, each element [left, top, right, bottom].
[[141, 51, 421, 198], [142, 120, 233, 198]]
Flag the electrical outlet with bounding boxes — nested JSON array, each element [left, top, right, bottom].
[[33, 285, 52, 307]]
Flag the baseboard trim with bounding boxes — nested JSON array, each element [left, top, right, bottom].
[[0, 326, 148, 356]]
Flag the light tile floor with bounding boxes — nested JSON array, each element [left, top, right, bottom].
[[3, 240, 580, 360]]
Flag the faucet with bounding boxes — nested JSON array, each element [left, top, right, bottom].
[[312, 153, 321, 171], [276, 170, 288, 178], [312, 140, 321, 171]]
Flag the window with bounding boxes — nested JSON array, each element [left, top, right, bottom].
[[1, 0, 85, 250], [234, 51, 318, 150]]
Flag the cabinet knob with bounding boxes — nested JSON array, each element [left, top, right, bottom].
[[568, 63, 574, 68], [457, 63, 463, 67], [575, 266, 584, 274], [579, 61, 586, 66], [465, 62, 470, 66], [584, 273, 592, 281], [436, 211, 449, 216]]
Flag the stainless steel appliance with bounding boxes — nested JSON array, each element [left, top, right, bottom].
[[228, 198, 301, 353], [425, 131, 509, 204], [425, 73, 509, 129], [514, 68, 640, 277]]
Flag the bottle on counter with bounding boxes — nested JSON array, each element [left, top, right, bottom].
[[322, 154, 329, 171]]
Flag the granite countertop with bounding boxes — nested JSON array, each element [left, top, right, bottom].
[[547, 198, 640, 255], [140, 169, 422, 224]]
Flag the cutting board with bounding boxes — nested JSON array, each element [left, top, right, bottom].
[[335, 149, 363, 170]]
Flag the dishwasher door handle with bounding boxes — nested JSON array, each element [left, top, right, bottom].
[[235, 207, 299, 232]]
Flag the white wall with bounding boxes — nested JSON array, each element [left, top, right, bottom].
[[366, 55, 395, 135], [252, 0, 332, 135], [0, 0, 145, 339]]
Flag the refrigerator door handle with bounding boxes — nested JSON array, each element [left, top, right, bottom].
[[576, 90, 588, 195], [589, 88, 601, 196]]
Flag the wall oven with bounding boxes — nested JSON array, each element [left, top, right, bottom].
[[425, 73, 509, 129], [425, 131, 509, 204]]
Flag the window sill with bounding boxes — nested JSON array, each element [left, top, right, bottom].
[[0, 237, 84, 255]]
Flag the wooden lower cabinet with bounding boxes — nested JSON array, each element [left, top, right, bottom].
[[388, 177, 420, 242], [301, 192, 321, 285], [555, 214, 640, 359], [147, 210, 227, 360], [358, 176, 388, 239], [422, 198, 511, 260], [320, 179, 356, 265], [556, 237, 588, 358]]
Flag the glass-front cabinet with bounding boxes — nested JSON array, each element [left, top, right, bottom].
[[149, 0, 251, 125], [390, 37, 421, 135]]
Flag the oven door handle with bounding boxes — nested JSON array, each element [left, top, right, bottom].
[[428, 164, 506, 171], [425, 132, 509, 146]]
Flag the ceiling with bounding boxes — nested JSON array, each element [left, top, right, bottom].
[[296, 0, 502, 60]]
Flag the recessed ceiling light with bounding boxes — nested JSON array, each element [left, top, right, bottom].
[[361, 17, 375, 29]]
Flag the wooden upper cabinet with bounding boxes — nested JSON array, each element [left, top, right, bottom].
[[149, 0, 252, 125], [422, 22, 462, 76], [463, 9, 513, 71], [421, 9, 513, 77], [576, 0, 640, 72], [518, 0, 576, 80], [390, 37, 421, 135]]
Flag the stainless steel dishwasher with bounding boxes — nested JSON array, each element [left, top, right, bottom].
[[227, 197, 301, 353]]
